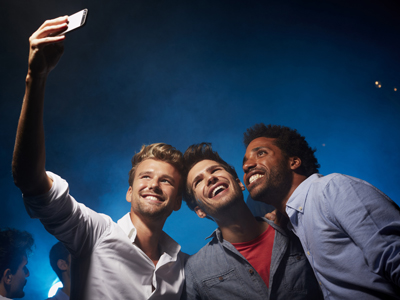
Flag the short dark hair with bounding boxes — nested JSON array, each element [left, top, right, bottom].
[[183, 143, 238, 211], [128, 143, 186, 194], [49, 242, 70, 281], [0, 228, 34, 276], [244, 124, 320, 177]]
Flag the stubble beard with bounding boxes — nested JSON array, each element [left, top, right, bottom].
[[249, 160, 292, 207], [133, 195, 173, 220], [200, 183, 244, 218]]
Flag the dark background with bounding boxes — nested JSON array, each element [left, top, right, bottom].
[[1, 0, 399, 298]]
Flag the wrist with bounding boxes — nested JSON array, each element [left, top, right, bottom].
[[25, 71, 48, 84]]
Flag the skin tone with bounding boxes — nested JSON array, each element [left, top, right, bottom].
[[57, 254, 71, 296], [126, 158, 181, 265], [12, 17, 182, 273], [0, 256, 29, 298], [12, 16, 68, 198], [242, 137, 306, 218], [187, 159, 268, 243]]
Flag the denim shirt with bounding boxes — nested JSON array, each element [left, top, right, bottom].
[[286, 173, 400, 299], [181, 218, 323, 300]]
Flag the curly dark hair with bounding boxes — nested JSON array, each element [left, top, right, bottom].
[[0, 228, 34, 275], [183, 143, 238, 211], [244, 124, 320, 177]]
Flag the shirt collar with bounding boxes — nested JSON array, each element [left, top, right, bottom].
[[206, 216, 286, 242], [117, 212, 181, 259], [286, 173, 322, 215]]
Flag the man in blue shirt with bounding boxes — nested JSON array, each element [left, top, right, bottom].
[[242, 123, 400, 299], [181, 143, 323, 300]]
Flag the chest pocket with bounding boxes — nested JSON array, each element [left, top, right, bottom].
[[201, 269, 250, 299]]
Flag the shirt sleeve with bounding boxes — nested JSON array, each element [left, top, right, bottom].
[[23, 171, 110, 257], [323, 174, 400, 287]]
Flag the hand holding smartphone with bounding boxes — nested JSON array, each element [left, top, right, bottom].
[[57, 8, 88, 36]]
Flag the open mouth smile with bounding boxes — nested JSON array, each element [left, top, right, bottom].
[[142, 194, 164, 202], [209, 183, 229, 198], [249, 173, 264, 184]]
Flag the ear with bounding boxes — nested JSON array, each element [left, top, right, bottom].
[[126, 186, 133, 203], [57, 259, 68, 271], [289, 157, 302, 171], [194, 206, 207, 219], [3, 269, 12, 285], [235, 178, 245, 191], [173, 196, 182, 211]]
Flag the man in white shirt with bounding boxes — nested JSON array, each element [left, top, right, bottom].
[[12, 16, 187, 300], [0, 228, 34, 299]]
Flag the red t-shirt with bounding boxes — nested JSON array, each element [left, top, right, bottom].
[[231, 225, 275, 287]]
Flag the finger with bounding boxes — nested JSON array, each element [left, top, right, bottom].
[[37, 16, 68, 31], [29, 35, 66, 50], [31, 22, 69, 40], [265, 212, 277, 221]]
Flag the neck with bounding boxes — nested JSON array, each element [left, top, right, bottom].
[[271, 173, 307, 218], [130, 212, 165, 265], [216, 201, 269, 244], [61, 274, 70, 296], [0, 283, 8, 298]]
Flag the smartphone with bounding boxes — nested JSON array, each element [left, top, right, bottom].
[[57, 9, 88, 35]]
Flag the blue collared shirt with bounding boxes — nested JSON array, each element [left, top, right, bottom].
[[182, 218, 323, 300], [286, 173, 400, 299]]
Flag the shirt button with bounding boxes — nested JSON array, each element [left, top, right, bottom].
[[319, 281, 322, 286], [218, 276, 224, 281], [307, 251, 310, 255], [249, 269, 254, 275], [299, 206, 303, 211]]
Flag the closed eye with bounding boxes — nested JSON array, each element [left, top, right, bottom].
[[194, 179, 201, 188]]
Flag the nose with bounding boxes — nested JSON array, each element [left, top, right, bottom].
[[243, 157, 256, 173], [206, 173, 218, 186], [149, 178, 161, 192]]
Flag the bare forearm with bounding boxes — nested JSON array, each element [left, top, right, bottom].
[[12, 74, 51, 195], [12, 16, 67, 196]]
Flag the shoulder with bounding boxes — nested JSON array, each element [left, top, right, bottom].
[[186, 237, 220, 267]]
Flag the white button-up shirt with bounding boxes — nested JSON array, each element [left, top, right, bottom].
[[24, 172, 187, 300]]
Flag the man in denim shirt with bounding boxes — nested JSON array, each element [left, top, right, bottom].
[[181, 143, 323, 300], [242, 123, 400, 299]]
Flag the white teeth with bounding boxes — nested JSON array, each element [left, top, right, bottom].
[[249, 174, 264, 184], [212, 186, 226, 197], [145, 196, 158, 201]]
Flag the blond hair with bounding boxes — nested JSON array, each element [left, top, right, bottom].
[[128, 143, 185, 192]]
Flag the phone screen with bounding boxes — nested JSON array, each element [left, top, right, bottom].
[[58, 9, 88, 35]]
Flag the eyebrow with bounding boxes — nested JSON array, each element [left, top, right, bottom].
[[138, 171, 176, 185], [191, 164, 220, 188], [242, 146, 270, 165]]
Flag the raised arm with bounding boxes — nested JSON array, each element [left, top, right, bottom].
[[12, 17, 68, 197]]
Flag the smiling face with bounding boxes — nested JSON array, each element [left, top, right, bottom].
[[9, 256, 29, 299], [126, 159, 182, 221], [187, 160, 245, 219], [243, 137, 293, 206]]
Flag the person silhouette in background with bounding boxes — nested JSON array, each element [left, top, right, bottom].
[[0, 228, 34, 299], [46, 242, 71, 300]]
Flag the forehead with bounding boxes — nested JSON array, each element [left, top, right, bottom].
[[187, 160, 220, 183], [246, 137, 279, 153], [19, 256, 28, 268], [135, 158, 181, 180]]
